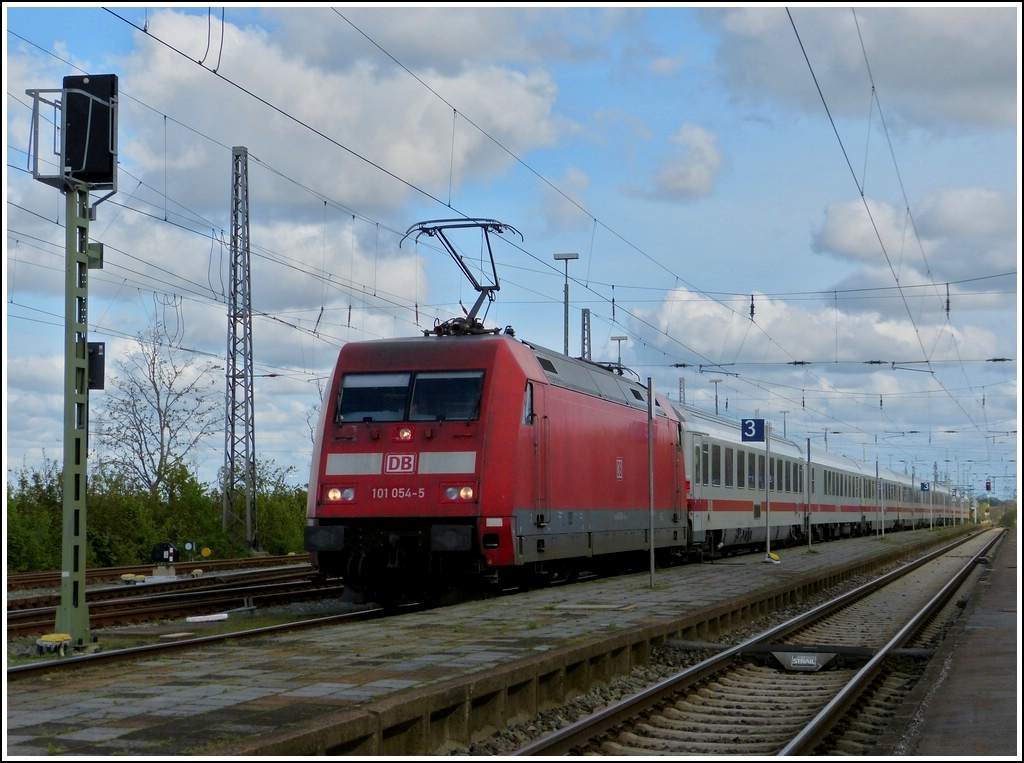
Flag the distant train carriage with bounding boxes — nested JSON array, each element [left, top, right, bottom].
[[678, 405, 809, 553]]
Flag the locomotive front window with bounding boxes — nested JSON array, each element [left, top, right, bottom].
[[336, 371, 484, 423], [337, 372, 411, 423], [410, 371, 484, 421]]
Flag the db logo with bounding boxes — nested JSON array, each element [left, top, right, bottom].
[[385, 453, 416, 473]]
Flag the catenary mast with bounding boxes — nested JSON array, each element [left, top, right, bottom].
[[223, 146, 259, 549]]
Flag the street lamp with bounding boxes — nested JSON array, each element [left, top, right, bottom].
[[554, 252, 579, 355], [779, 410, 789, 439], [708, 377, 722, 415], [611, 335, 628, 370]]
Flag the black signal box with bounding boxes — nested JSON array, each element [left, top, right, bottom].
[[63, 74, 118, 185]]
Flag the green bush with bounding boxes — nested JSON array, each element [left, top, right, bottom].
[[6, 458, 307, 573]]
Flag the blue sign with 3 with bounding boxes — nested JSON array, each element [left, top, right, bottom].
[[741, 418, 765, 442]]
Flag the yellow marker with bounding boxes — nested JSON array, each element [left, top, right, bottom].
[[36, 633, 72, 656]]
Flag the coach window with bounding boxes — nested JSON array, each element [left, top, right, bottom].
[[747, 451, 756, 488], [784, 461, 791, 493], [758, 454, 766, 488], [711, 444, 722, 486], [701, 442, 710, 486], [736, 450, 745, 489]]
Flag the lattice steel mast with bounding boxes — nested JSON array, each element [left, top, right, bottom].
[[222, 146, 258, 549]]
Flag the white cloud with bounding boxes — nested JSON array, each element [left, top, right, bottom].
[[632, 123, 722, 200], [712, 6, 1018, 129]]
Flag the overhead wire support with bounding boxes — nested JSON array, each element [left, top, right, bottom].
[[223, 146, 258, 550]]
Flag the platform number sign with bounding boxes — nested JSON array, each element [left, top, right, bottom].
[[920, 482, 930, 492], [741, 418, 765, 442]]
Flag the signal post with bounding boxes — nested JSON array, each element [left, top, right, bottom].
[[25, 73, 118, 649]]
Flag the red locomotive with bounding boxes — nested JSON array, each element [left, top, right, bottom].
[[304, 220, 966, 606]]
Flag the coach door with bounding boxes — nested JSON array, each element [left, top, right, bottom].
[[687, 432, 708, 542], [691, 434, 710, 502]]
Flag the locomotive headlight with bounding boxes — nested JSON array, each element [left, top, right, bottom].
[[442, 484, 475, 502], [394, 426, 414, 442], [326, 486, 355, 502]]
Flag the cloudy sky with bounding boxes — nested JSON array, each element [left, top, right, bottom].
[[4, 4, 1019, 499]]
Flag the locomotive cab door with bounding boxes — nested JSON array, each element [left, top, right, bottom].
[[526, 380, 549, 515], [511, 379, 550, 565]]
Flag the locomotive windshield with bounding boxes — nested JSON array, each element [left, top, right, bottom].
[[336, 370, 483, 423]]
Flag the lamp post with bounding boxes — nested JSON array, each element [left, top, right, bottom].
[[554, 252, 579, 355], [611, 335, 628, 370], [780, 410, 789, 439], [708, 377, 722, 415]]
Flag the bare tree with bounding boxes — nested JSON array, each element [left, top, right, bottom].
[[305, 376, 327, 447], [95, 324, 223, 497]]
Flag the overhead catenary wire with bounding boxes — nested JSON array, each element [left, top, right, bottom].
[[4, 9, 1014, 486]]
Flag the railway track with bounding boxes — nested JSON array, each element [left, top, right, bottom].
[[6, 554, 312, 592], [511, 531, 996, 756], [8, 565, 316, 611], [6, 566, 330, 641]]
